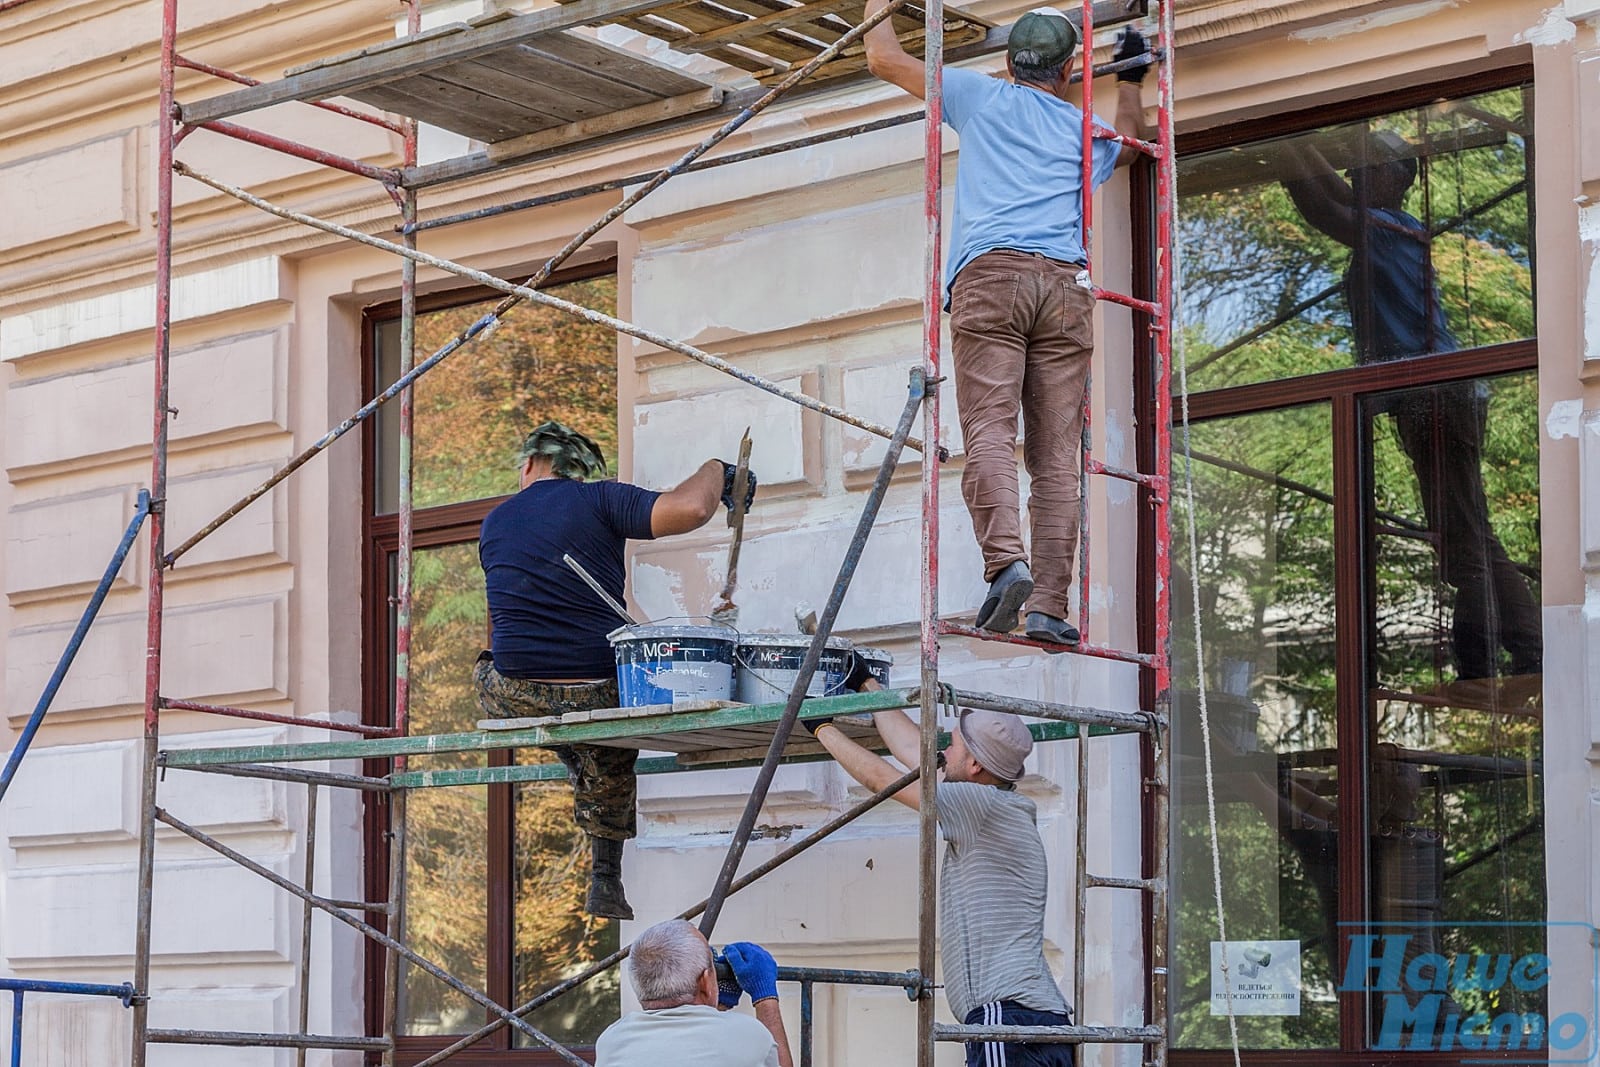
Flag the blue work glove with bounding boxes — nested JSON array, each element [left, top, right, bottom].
[[713, 951, 744, 1009], [723, 941, 780, 1004]]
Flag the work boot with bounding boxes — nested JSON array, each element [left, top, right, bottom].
[[1024, 611, 1080, 651], [586, 836, 634, 920], [976, 561, 1034, 634]]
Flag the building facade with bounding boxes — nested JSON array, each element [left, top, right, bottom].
[[1, 0, 1596, 1064]]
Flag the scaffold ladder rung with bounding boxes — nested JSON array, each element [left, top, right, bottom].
[[1085, 873, 1162, 892], [935, 621, 1158, 668], [932, 1023, 1165, 1044], [146, 1029, 392, 1050]]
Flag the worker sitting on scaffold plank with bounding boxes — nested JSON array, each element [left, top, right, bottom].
[[863, 1, 1149, 646], [473, 421, 756, 919]]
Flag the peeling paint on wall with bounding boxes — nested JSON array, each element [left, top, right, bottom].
[[1587, 262, 1600, 362], [1515, 6, 1579, 45], [1290, 0, 1456, 41], [1548, 399, 1585, 439]]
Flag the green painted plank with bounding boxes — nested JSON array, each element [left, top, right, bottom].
[[387, 721, 1116, 788], [160, 688, 919, 768]]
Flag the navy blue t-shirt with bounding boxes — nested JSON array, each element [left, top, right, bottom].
[[479, 478, 660, 679]]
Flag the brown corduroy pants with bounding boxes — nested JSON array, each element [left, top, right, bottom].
[[950, 249, 1096, 620]]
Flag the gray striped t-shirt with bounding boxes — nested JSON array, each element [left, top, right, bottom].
[[937, 781, 1071, 1023]]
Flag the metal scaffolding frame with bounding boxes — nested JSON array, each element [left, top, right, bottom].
[[1, 0, 1176, 1061]]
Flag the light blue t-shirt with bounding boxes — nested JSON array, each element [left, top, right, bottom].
[[942, 66, 1122, 301]]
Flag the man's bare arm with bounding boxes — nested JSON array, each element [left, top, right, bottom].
[[863, 0, 924, 98], [814, 724, 923, 810], [1279, 142, 1359, 247], [754, 999, 795, 1067], [1113, 81, 1145, 167], [650, 459, 722, 537]]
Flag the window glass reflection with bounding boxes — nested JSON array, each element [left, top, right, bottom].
[[1177, 86, 1533, 391], [1369, 373, 1542, 694], [374, 275, 620, 513], [1173, 404, 1339, 1049]]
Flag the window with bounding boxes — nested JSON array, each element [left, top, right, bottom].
[[1167, 74, 1543, 1060], [362, 267, 624, 1063]]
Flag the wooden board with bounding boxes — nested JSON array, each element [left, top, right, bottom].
[[556, 0, 992, 86]]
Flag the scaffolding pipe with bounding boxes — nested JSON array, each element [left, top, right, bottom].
[[0, 491, 149, 805], [936, 620, 1156, 666], [161, 698, 398, 736], [698, 369, 928, 937], [1147, 2, 1177, 1062], [914, 0, 945, 1059], [130, 0, 180, 1054], [148, 1030, 390, 1050], [945, 687, 1159, 732], [154, 808, 587, 1066], [935, 1023, 1165, 1043], [412, 764, 922, 1066], [294, 785, 317, 1067], [381, 64, 421, 1059], [185, 119, 402, 183], [162, 761, 393, 792], [173, 54, 406, 133]]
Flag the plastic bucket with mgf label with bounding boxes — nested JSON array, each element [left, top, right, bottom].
[[609, 624, 737, 707]]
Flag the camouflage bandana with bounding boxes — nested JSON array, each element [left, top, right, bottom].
[[519, 421, 607, 481]]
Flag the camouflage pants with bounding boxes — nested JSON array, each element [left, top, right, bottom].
[[473, 652, 638, 841]]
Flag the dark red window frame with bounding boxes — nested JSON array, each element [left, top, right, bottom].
[[1148, 66, 1543, 1067], [359, 261, 617, 1066]]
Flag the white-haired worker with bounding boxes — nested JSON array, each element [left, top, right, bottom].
[[595, 919, 794, 1067]]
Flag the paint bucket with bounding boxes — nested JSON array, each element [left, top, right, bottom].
[[853, 646, 894, 688], [734, 634, 854, 703], [608, 624, 737, 707]]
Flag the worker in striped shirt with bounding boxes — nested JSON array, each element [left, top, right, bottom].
[[810, 668, 1074, 1066]]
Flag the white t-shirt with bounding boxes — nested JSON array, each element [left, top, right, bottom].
[[594, 1004, 779, 1067]]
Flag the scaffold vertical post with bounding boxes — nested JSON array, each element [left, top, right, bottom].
[[916, 0, 944, 1059], [295, 785, 319, 1067], [131, 0, 179, 1058], [382, 4, 421, 1055], [1148, 1, 1176, 1061], [1075, 0, 1097, 646]]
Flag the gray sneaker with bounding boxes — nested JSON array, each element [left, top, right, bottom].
[[976, 561, 1034, 634], [1025, 611, 1080, 650]]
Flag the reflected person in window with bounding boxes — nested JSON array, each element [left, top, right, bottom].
[[1281, 132, 1541, 682], [861, 2, 1148, 646], [474, 422, 755, 919]]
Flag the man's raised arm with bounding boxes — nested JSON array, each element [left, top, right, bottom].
[[863, 0, 925, 98]]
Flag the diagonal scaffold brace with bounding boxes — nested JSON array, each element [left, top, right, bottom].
[[160, 0, 919, 569], [414, 764, 925, 1066], [154, 807, 588, 1066]]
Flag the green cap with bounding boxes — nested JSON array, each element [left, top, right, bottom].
[[1008, 8, 1079, 71], [519, 421, 607, 481]]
